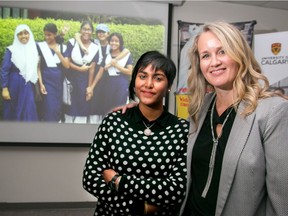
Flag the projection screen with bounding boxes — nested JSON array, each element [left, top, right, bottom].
[[0, 1, 172, 145]]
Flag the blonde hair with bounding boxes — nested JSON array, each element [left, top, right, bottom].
[[187, 21, 272, 125]]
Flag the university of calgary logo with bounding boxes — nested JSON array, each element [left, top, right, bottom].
[[271, 43, 281, 55]]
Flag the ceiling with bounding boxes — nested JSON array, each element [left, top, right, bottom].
[[148, 1, 288, 10], [224, 1, 288, 11]]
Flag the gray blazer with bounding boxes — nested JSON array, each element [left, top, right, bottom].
[[179, 93, 288, 216]]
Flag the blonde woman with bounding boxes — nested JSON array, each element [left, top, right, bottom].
[[180, 21, 288, 216]]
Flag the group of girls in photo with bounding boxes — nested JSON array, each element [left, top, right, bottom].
[[1, 21, 133, 124]]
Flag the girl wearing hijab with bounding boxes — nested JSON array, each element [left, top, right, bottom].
[[1, 24, 39, 121]]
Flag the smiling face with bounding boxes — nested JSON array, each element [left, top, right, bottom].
[[44, 31, 56, 44], [109, 35, 121, 51], [80, 23, 93, 42], [198, 31, 239, 91], [135, 64, 169, 109], [17, 30, 30, 44], [96, 30, 110, 43]]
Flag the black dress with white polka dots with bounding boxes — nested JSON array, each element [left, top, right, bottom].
[[83, 107, 189, 215]]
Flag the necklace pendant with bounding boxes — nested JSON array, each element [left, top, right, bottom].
[[144, 128, 152, 136], [142, 120, 155, 136]]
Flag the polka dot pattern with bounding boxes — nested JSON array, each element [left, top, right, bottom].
[[83, 111, 189, 215]]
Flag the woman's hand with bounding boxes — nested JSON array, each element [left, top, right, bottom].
[[2, 87, 11, 100], [80, 64, 92, 72], [113, 101, 138, 114], [60, 24, 70, 37], [144, 203, 160, 215], [104, 63, 112, 70], [86, 86, 93, 101], [103, 169, 118, 183], [104, 59, 118, 70], [110, 59, 117, 67], [50, 44, 60, 54], [40, 83, 47, 95]]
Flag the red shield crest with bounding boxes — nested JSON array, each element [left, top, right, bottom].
[[271, 43, 281, 55]]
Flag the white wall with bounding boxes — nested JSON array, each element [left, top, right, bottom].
[[1, 1, 288, 203]]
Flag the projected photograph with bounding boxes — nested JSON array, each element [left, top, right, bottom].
[[0, 4, 165, 126]]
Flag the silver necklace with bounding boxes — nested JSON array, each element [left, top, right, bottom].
[[142, 121, 156, 136], [201, 98, 234, 198]]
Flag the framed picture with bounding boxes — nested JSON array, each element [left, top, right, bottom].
[[0, 1, 171, 146]]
